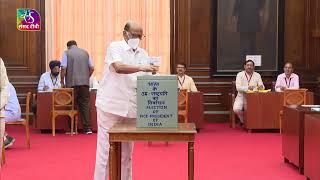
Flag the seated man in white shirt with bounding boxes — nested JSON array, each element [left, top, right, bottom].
[[275, 62, 299, 92], [38, 60, 62, 92], [233, 60, 264, 126], [3, 83, 21, 148]]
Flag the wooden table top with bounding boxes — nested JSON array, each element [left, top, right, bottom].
[[109, 121, 197, 134]]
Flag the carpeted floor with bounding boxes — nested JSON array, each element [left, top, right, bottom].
[[1, 124, 305, 180]]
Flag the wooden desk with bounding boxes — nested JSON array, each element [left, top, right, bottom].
[[304, 114, 320, 180], [187, 92, 204, 129], [282, 106, 320, 174], [243, 92, 314, 130], [108, 122, 197, 180], [244, 92, 282, 130], [35, 91, 97, 131]]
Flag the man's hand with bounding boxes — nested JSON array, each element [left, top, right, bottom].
[[140, 65, 159, 73], [280, 86, 287, 91], [248, 86, 255, 91], [151, 65, 159, 74], [257, 85, 264, 91], [43, 86, 49, 91]]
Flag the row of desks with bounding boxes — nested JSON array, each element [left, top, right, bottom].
[[35, 91, 98, 131], [35, 91, 198, 179], [243, 92, 314, 130], [35, 91, 204, 132], [282, 106, 320, 180]]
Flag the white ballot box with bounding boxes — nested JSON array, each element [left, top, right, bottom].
[[137, 75, 178, 128]]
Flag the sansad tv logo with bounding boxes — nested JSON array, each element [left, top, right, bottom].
[[17, 8, 41, 31]]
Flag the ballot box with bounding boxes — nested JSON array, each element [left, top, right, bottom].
[[137, 75, 178, 128]]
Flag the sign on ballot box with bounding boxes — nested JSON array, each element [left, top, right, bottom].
[[137, 75, 178, 128]]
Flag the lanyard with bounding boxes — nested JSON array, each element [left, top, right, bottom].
[[50, 74, 58, 87], [178, 75, 186, 88], [284, 77, 292, 88], [245, 73, 253, 86]]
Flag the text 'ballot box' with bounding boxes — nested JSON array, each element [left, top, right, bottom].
[[137, 75, 178, 128]]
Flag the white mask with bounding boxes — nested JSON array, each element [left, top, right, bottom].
[[127, 38, 140, 50]]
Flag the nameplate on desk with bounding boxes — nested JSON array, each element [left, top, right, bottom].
[[137, 75, 178, 128]]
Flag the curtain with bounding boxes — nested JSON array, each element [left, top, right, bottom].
[[45, 0, 170, 80]]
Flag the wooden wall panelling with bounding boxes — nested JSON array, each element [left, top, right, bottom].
[[0, 0, 46, 94], [171, 0, 320, 122], [284, 0, 306, 71]]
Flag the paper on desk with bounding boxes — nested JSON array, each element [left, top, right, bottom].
[[246, 89, 271, 93], [258, 89, 271, 93], [311, 107, 320, 111]]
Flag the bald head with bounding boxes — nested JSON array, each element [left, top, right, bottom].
[[124, 21, 140, 31], [123, 21, 143, 41]]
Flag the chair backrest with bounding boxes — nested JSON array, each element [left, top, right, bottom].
[[17, 92, 32, 121], [283, 89, 308, 106], [272, 81, 276, 91], [178, 89, 188, 110], [52, 88, 75, 111], [231, 81, 236, 95]]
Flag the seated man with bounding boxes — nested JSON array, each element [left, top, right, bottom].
[[233, 60, 264, 125], [3, 83, 21, 148], [38, 60, 62, 92], [1, 58, 9, 159], [275, 62, 299, 92], [176, 62, 197, 92]]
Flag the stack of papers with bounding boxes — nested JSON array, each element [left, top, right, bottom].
[[246, 89, 271, 93]]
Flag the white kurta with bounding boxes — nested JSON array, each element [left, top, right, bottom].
[[233, 70, 264, 111], [94, 40, 151, 180], [0, 58, 9, 167]]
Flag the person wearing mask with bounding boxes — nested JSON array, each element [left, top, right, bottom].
[[38, 60, 62, 92], [233, 59, 264, 125], [94, 21, 158, 180]]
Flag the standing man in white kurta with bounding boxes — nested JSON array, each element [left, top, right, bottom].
[[233, 60, 264, 125], [94, 22, 158, 180]]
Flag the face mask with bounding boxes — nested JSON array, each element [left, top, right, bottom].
[[127, 38, 140, 49], [52, 72, 59, 77]]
